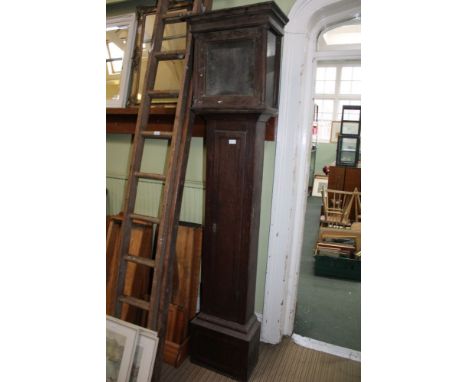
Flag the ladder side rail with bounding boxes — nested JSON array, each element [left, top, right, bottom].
[[150, 3, 203, 380], [151, 88, 195, 382], [147, 0, 205, 333], [147, 12, 196, 331]]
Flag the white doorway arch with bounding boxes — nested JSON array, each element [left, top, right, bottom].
[[261, 0, 361, 344]]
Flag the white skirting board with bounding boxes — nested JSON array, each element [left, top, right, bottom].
[[291, 333, 361, 362]]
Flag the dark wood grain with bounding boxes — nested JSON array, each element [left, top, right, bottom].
[[201, 114, 266, 324], [190, 113, 272, 380], [343, 167, 361, 192], [328, 166, 346, 190], [190, 4, 286, 112], [328, 166, 361, 192]]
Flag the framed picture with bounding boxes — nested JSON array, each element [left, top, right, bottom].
[[330, 121, 341, 143], [341, 121, 360, 135], [107, 316, 138, 382], [342, 106, 361, 121], [107, 316, 159, 382], [336, 136, 360, 167], [312, 175, 328, 197], [129, 329, 159, 382]]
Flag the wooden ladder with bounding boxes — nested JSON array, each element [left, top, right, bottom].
[[112, 0, 211, 380]]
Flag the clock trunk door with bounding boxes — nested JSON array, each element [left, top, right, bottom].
[[202, 121, 254, 324]]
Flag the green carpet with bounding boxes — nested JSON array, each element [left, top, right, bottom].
[[293, 196, 361, 351]]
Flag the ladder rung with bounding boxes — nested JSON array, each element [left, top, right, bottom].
[[134, 172, 166, 182], [162, 11, 193, 23], [129, 213, 160, 225], [141, 131, 173, 139], [155, 50, 186, 60], [148, 90, 180, 99], [124, 254, 156, 268], [169, 1, 193, 11], [119, 296, 150, 311]]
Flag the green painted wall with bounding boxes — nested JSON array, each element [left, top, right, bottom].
[[106, 135, 276, 313], [314, 143, 337, 176], [106, 135, 206, 223], [255, 141, 276, 313]]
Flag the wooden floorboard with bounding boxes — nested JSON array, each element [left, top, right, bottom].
[[161, 337, 361, 381]]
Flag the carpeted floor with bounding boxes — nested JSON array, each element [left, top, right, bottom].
[[293, 196, 361, 351], [162, 337, 360, 381]]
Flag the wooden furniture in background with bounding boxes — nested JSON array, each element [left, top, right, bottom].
[[327, 166, 361, 192], [164, 223, 202, 367], [319, 222, 361, 252], [327, 166, 360, 222], [107, 217, 203, 367], [188, 4, 288, 381], [353, 187, 361, 222], [321, 189, 355, 227], [171, 224, 202, 320], [106, 214, 153, 325], [315, 221, 361, 280]]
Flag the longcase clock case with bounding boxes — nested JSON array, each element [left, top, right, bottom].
[[187, 3, 288, 380]]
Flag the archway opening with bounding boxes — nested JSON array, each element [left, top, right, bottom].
[[261, 0, 362, 356], [293, 19, 361, 353]]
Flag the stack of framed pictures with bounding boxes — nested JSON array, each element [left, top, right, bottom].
[[315, 237, 357, 258], [336, 105, 361, 167], [314, 253, 361, 281], [106, 316, 159, 382], [314, 231, 361, 281]]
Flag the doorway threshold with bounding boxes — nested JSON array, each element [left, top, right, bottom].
[[292, 333, 361, 362]]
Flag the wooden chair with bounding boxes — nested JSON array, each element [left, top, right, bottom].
[[353, 187, 361, 222], [321, 188, 355, 227]]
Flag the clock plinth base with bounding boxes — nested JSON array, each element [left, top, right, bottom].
[[190, 315, 261, 381]]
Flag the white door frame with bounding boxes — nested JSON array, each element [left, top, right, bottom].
[[261, 0, 361, 344]]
